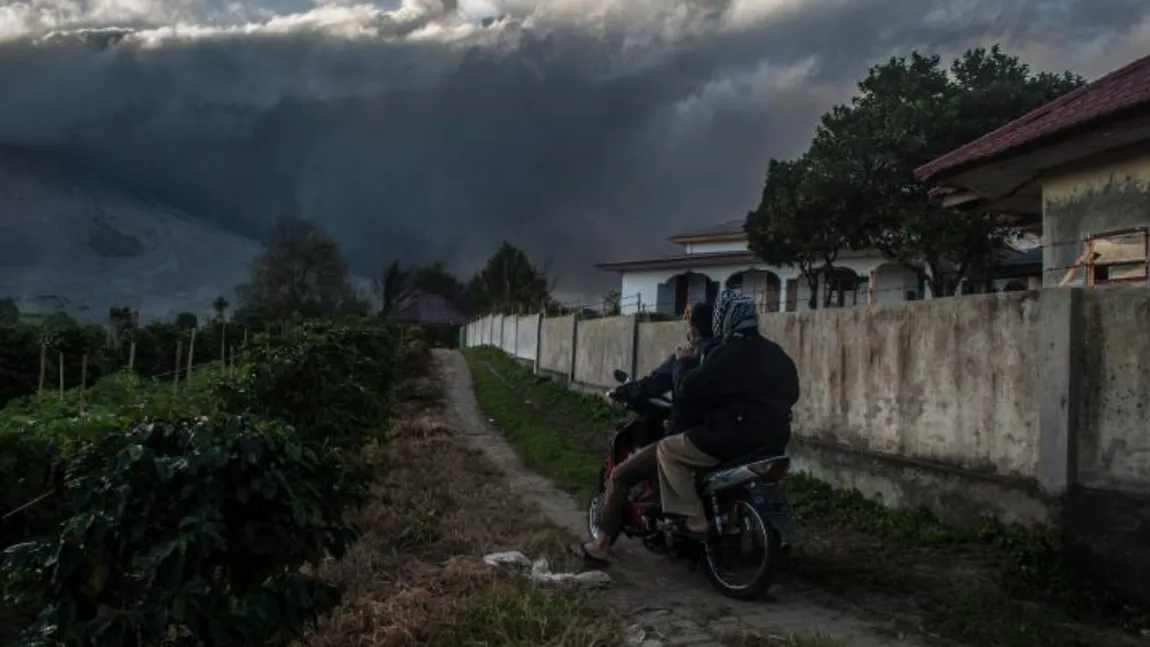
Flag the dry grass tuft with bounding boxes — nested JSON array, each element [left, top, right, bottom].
[[299, 365, 622, 647]]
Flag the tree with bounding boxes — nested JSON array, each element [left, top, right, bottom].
[[176, 312, 199, 330], [408, 262, 469, 313], [236, 216, 367, 322], [745, 157, 866, 308], [468, 242, 554, 314], [602, 290, 622, 316], [0, 298, 18, 324], [373, 260, 470, 316], [212, 296, 230, 321], [803, 46, 1083, 296], [374, 261, 412, 317]]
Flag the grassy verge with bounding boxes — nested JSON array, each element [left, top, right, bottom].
[[463, 346, 1148, 647], [300, 362, 622, 647]]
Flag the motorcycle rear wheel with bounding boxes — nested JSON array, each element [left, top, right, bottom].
[[701, 489, 782, 601]]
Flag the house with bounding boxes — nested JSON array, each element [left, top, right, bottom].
[[389, 293, 467, 326], [595, 219, 927, 315], [915, 53, 1150, 288]]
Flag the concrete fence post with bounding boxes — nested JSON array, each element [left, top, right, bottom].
[[533, 312, 543, 375], [514, 314, 520, 359], [628, 315, 641, 381], [568, 313, 580, 385], [1038, 287, 1083, 497]]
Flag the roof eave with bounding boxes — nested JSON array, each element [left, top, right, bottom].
[[667, 232, 747, 245]]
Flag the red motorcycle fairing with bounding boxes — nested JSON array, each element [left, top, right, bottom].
[[602, 418, 662, 532]]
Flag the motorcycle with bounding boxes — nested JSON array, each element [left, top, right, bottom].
[[585, 368, 796, 600]]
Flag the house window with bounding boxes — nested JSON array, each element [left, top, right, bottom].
[[823, 270, 861, 308], [1059, 228, 1149, 287]]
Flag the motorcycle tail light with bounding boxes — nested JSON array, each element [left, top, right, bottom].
[[748, 458, 790, 483]]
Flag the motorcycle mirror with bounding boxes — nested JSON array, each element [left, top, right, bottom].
[[613, 369, 629, 384]]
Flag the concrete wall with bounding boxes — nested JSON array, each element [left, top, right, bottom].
[[538, 315, 575, 376], [515, 314, 540, 362], [1078, 288, 1150, 492], [573, 316, 636, 387], [635, 321, 681, 378], [499, 316, 516, 355], [759, 292, 1041, 480], [1042, 151, 1150, 287]]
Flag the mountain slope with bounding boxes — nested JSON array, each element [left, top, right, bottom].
[[0, 147, 261, 322]]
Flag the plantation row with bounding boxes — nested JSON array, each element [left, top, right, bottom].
[[0, 318, 427, 646], [0, 317, 255, 408]]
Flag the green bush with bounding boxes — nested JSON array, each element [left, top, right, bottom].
[[0, 316, 405, 646], [0, 370, 224, 547], [2, 412, 357, 647], [217, 320, 397, 450]]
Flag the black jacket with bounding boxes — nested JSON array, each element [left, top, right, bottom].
[[623, 339, 716, 436], [674, 331, 799, 461]]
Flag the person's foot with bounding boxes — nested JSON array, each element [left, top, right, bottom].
[[571, 541, 611, 570], [582, 541, 609, 561]]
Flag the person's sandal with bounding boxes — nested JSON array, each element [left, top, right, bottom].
[[568, 543, 610, 570]]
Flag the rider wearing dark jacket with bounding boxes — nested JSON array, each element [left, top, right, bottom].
[[656, 290, 799, 534]]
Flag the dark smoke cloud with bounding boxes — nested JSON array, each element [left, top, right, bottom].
[[1, 0, 1147, 301]]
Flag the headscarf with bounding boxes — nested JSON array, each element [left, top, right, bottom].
[[712, 290, 758, 342]]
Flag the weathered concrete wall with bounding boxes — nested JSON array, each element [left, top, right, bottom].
[[635, 321, 681, 378], [1078, 288, 1150, 492], [1042, 152, 1150, 287], [538, 315, 575, 375], [574, 316, 636, 387], [758, 291, 1042, 480], [500, 316, 516, 355], [515, 315, 540, 362]]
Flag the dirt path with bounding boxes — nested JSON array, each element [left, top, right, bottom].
[[435, 349, 918, 647]]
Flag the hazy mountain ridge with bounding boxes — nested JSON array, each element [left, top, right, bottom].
[[0, 146, 261, 322]]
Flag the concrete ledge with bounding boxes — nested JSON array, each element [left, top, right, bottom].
[[792, 437, 1052, 527]]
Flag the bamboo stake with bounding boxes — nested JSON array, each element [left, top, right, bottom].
[[173, 340, 182, 393], [128, 341, 137, 374], [37, 342, 46, 394], [186, 328, 197, 381]]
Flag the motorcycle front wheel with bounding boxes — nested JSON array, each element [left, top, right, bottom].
[[701, 489, 782, 600]]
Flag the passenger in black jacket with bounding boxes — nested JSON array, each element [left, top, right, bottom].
[[579, 301, 714, 568], [655, 290, 800, 535]]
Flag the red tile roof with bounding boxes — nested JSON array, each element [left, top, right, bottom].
[[915, 53, 1150, 182]]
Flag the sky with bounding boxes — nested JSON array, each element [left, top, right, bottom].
[[0, 0, 1147, 304]]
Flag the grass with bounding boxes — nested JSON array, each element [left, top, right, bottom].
[[463, 345, 1149, 647], [299, 362, 622, 647]]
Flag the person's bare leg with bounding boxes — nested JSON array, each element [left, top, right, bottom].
[[581, 444, 658, 562]]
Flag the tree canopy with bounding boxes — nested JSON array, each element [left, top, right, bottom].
[[235, 216, 368, 324], [746, 45, 1084, 299], [0, 298, 18, 324], [467, 242, 555, 314]]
